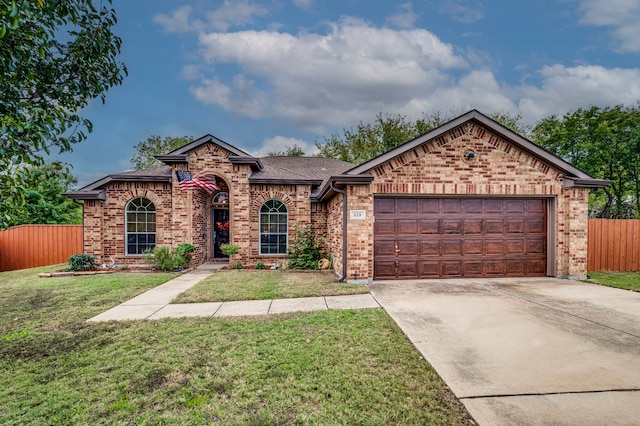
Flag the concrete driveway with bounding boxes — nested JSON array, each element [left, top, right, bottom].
[[369, 277, 640, 425]]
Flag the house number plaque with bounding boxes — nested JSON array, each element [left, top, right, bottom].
[[349, 210, 366, 220]]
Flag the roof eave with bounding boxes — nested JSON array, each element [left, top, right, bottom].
[[314, 174, 374, 202], [249, 178, 322, 186], [154, 154, 188, 164], [230, 156, 263, 170], [63, 190, 106, 201], [563, 177, 612, 189]]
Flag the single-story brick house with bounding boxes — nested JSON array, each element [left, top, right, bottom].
[[65, 110, 609, 281]]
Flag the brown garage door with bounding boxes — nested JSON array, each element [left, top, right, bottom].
[[374, 198, 547, 279]]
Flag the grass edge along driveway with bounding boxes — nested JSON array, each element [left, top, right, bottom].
[[0, 266, 474, 425]]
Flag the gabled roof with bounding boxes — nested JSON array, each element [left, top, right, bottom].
[[155, 134, 252, 164], [345, 109, 610, 188]]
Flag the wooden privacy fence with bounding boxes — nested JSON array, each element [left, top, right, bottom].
[[0, 224, 82, 272], [588, 219, 640, 272]]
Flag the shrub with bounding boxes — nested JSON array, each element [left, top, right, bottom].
[[255, 262, 266, 270], [175, 243, 195, 267], [220, 244, 239, 256], [144, 244, 195, 271], [230, 261, 244, 269], [287, 223, 327, 270], [68, 254, 97, 271]]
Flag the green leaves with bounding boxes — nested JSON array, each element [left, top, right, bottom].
[[0, 0, 126, 227], [130, 135, 193, 170]]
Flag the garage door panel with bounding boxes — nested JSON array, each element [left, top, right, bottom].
[[464, 261, 483, 276], [420, 219, 439, 234], [374, 198, 395, 214], [418, 261, 440, 276], [421, 241, 439, 255], [527, 238, 546, 254], [441, 260, 462, 276], [375, 240, 396, 256], [397, 240, 419, 256], [398, 219, 418, 235], [442, 220, 462, 234], [485, 220, 504, 234], [527, 259, 547, 274], [506, 219, 525, 233], [463, 239, 483, 254], [397, 199, 419, 214], [463, 199, 483, 213], [505, 239, 525, 254], [464, 219, 483, 234], [442, 239, 462, 255], [374, 261, 397, 279], [485, 260, 506, 275], [485, 240, 504, 254], [374, 197, 548, 279], [485, 199, 503, 213], [506, 199, 525, 213], [397, 261, 418, 278], [527, 218, 546, 233], [420, 199, 439, 213], [506, 260, 525, 275], [443, 199, 462, 213], [375, 219, 395, 235]]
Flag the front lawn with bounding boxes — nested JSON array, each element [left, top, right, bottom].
[[587, 271, 640, 291], [0, 266, 473, 425], [173, 269, 370, 303]]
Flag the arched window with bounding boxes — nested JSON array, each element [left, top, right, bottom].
[[126, 197, 156, 255], [259, 199, 288, 255]]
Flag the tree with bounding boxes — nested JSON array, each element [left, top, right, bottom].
[[0, 0, 127, 227], [130, 135, 193, 170], [315, 111, 525, 164], [267, 144, 306, 156], [7, 162, 82, 226], [532, 105, 640, 218]]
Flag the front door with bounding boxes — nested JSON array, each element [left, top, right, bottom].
[[212, 208, 230, 259]]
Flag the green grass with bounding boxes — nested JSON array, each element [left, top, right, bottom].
[[587, 271, 640, 291], [0, 266, 473, 425], [173, 270, 370, 303]]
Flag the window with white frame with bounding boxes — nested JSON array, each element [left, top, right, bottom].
[[259, 199, 288, 255], [126, 197, 156, 255]]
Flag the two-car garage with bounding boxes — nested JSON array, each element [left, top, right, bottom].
[[373, 197, 549, 279]]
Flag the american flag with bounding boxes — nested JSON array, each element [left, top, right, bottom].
[[175, 171, 219, 195]]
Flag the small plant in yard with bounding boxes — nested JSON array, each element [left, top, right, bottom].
[[229, 261, 244, 269], [144, 244, 195, 271], [255, 262, 266, 270], [68, 253, 97, 271], [287, 223, 327, 270], [220, 243, 239, 256]]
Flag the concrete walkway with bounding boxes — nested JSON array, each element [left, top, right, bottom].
[[88, 264, 380, 322]]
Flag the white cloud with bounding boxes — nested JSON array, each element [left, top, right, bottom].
[[154, 1, 268, 33], [576, 0, 640, 52], [183, 15, 640, 132], [293, 0, 313, 10], [386, 2, 419, 29], [439, 1, 484, 24], [517, 65, 640, 121], [191, 18, 468, 128], [251, 136, 317, 157]]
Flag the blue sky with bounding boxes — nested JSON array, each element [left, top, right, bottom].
[[55, 0, 640, 187]]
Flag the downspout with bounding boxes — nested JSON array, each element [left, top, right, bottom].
[[330, 181, 347, 282]]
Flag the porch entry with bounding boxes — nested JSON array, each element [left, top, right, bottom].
[[211, 191, 229, 260]]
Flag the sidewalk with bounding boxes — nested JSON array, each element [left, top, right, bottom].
[[87, 264, 380, 322]]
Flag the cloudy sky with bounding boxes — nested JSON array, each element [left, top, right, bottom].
[[55, 0, 640, 187]]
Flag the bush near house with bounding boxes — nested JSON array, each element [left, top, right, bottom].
[[287, 223, 328, 270], [144, 244, 195, 271]]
